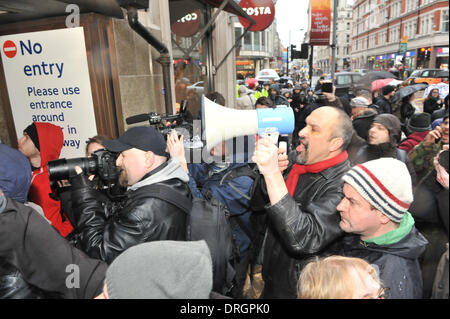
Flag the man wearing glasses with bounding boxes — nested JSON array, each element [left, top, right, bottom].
[[334, 157, 428, 299]]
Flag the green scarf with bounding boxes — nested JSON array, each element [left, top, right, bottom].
[[364, 212, 415, 246]]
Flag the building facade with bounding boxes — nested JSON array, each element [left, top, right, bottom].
[[350, 0, 449, 71], [234, 17, 282, 77]]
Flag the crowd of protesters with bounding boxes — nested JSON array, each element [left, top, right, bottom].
[[0, 71, 448, 300]]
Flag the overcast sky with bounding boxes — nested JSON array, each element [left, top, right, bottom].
[[275, 0, 354, 48]]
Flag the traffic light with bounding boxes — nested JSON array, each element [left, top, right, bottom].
[[300, 43, 309, 59], [425, 47, 431, 60], [417, 48, 426, 62], [290, 43, 309, 60]]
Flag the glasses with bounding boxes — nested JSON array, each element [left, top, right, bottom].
[[376, 287, 390, 299]]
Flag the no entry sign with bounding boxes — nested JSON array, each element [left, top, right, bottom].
[[0, 28, 98, 158], [3, 40, 17, 58], [238, 0, 275, 32]]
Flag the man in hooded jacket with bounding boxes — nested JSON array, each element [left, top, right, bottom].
[[350, 114, 417, 185], [17, 122, 73, 237], [268, 84, 290, 107]]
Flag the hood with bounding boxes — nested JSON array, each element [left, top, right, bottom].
[[34, 122, 64, 167], [269, 84, 281, 95], [128, 158, 189, 191], [0, 143, 31, 202], [373, 114, 402, 145]]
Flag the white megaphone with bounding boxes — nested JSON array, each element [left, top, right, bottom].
[[202, 96, 295, 150]]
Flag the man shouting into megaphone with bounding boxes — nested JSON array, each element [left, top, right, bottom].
[[251, 106, 354, 299]]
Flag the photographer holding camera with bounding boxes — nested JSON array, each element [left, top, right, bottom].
[[68, 126, 190, 264]]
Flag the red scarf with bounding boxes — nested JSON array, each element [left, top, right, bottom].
[[285, 151, 348, 196]]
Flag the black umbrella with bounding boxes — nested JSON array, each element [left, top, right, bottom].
[[391, 83, 428, 103]]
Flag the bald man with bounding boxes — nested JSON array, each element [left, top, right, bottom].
[[252, 106, 354, 298]]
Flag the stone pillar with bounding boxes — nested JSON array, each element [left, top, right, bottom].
[[213, 11, 237, 108]]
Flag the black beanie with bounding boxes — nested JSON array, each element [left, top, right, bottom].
[[407, 113, 431, 133], [23, 123, 40, 151], [382, 85, 396, 96], [373, 114, 402, 145]]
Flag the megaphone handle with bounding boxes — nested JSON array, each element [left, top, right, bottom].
[[279, 141, 287, 156]]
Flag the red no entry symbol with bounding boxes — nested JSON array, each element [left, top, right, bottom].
[[3, 40, 17, 58]]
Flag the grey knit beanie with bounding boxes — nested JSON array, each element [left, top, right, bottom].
[[105, 240, 213, 299]]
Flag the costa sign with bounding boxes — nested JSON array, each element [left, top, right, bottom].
[[309, 0, 331, 46], [171, 10, 201, 37], [238, 0, 275, 32]]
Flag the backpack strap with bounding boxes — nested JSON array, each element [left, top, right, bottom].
[[219, 165, 260, 201], [136, 184, 192, 214]]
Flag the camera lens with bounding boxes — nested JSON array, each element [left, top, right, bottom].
[[48, 157, 96, 181]]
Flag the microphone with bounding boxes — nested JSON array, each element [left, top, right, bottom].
[[126, 114, 152, 125]]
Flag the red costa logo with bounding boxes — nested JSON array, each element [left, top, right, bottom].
[[3, 40, 17, 58], [238, 0, 275, 32]]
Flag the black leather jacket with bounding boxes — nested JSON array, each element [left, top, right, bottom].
[[70, 162, 190, 264], [0, 198, 106, 299], [375, 96, 392, 114], [258, 156, 350, 299], [0, 259, 47, 299]]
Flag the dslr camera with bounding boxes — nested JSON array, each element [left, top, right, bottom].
[[48, 149, 120, 185]]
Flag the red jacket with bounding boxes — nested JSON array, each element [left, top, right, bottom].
[[398, 131, 430, 154], [28, 122, 73, 237]]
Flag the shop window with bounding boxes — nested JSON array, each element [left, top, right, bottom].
[[170, 2, 207, 119]]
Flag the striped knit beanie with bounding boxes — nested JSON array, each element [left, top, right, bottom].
[[342, 158, 413, 223]]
